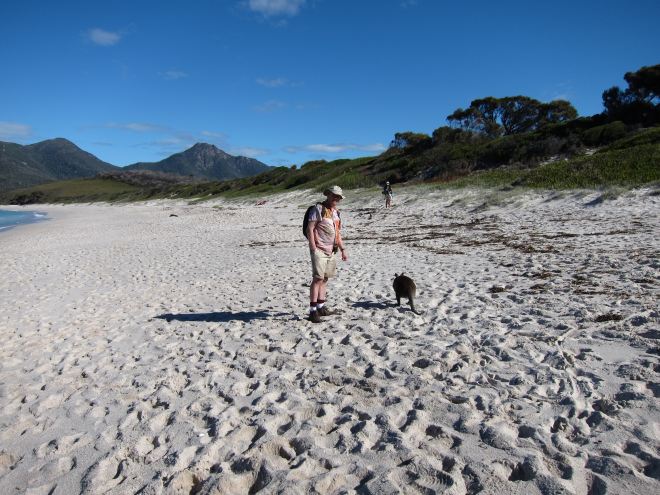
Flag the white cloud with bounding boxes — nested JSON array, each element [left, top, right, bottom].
[[247, 0, 305, 17], [160, 70, 189, 80], [257, 77, 288, 87], [253, 100, 287, 112], [88, 28, 121, 46], [285, 143, 386, 154], [306, 144, 346, 153], [106, 122, 164, 133], [230, 146, 269, 158], [0, 121, 31, 139], [98, 122, 267, 159]]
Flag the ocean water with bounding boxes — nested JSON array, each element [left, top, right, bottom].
[[0, 209, 48, 232]]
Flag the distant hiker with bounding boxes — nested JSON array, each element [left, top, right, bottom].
[[382, 181, 393, 208], [304, 185, 348, 323]]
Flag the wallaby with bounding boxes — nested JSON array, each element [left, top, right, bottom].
[[393, 273, 419, 314]]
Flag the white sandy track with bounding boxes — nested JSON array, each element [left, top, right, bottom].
[[0, 187, 659, 494]]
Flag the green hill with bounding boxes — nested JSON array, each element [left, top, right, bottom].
[[0, 138, 119, 192], [2, 127, 658, 205]]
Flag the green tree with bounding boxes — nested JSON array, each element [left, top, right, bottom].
[[447, 97, 502, 138], [499, 96, 540, 135], [538, 100, 578, 127], [431, 126, 475, 144], [389, 132, 432, 150], [624, 64, 660, 103], [602, 64, 660, 125], [448, 96, 577, 137]]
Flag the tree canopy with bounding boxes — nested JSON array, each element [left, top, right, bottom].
[[446, 96, 577, 138], [602, 64, 660, 125], [389, 131, 432, 150]]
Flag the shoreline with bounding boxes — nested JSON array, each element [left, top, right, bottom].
[[1, 189, 659, 493], [0, 208, 49, 233]]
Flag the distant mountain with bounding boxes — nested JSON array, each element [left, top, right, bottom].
[[124, 143, 271, 181], [0, 138, 119, 192], [0, 140, 271, 193]]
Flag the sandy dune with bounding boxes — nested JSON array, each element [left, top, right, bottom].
[[1, 187, 658, 494]]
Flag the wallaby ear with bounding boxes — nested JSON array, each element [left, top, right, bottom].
[[394, 273, 399, 278]]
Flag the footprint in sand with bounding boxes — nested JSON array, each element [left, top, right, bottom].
[[623, 442, 660, 480], [0, 451, 20, 476], [29, 456, 76, 484], [34, 433, 90, 459], [389, 457, 457, 494], [80, 452, 130, 494]]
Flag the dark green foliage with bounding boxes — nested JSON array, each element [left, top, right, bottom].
[[600, 126, 660, 151], [447, 97, 502, 137], [301, 159, 328, 169], [443, 144, 659, 189], [447, 96, 578, 137], [582, 121, 627, 146], [431, 126, 479, 145], [98, 170, 200, 188], [602, 64, 660, 125], [624, 64, 660, 103], [389, 132, 433, 150], [499, 96, 541, 134], [538, 100, 579, 127], [10, 191, 46, 205]]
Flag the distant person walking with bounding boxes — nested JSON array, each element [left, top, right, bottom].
[[382, 181, 393, 208], [305, 186, 348, 323]]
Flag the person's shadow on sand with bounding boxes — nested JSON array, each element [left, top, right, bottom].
[[156, 311, 287, 323], [353, 300, 419, 314], [352, 300, 393, 310]]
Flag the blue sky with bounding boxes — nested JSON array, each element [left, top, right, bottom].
[[1, 0, 658, 167]]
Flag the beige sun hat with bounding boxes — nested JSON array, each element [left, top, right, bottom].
[[324, 185, 344, 199]]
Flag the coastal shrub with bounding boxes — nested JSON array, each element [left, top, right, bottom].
[[476, 134, 527, 168], [431, 126, 478, 145], [443, 143, 659, 189], [389, 132, 433, 150], [600, 126, 660, 151], [282, 173, 315, 189], [317, 171, 374, 191], [582, 121, 627, 146], [10, 190, 46, 205], [301, 159, 328, 169]]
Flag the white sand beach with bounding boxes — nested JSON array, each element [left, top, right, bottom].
[[1, 187, 659, 494]]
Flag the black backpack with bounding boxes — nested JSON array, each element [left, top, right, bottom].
[[303, 203, 341, 238]]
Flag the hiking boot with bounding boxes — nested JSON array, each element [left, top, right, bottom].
[[317, 306, 334, 316], [309, 311, 322, 323]]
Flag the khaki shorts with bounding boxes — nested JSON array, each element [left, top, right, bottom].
[[311, 249, 337, 279]]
